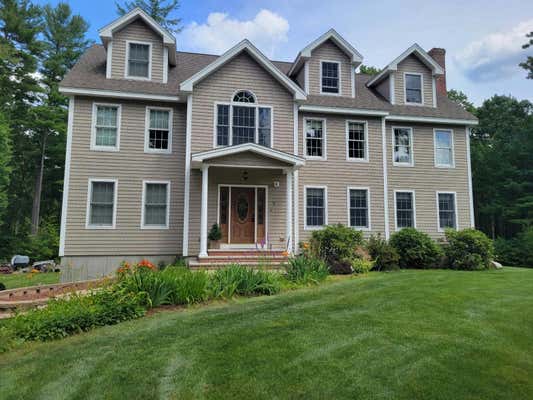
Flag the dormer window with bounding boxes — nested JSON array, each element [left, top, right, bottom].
[[405, 73, 422, 104], [127, 41, 151, 79], [321, 61, 340, 94]]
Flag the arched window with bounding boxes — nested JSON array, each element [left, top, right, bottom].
[[232, 90, 256, 103]]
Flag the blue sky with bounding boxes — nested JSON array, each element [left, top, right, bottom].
[[38, 0, 533, 104]]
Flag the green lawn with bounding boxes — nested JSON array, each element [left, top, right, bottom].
[[0, 272, 60, 290], [1, 268, 533, 400]]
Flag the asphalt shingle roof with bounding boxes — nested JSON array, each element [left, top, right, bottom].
[[61, 45, 476, 121]]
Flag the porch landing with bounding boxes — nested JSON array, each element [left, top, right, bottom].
[[188, 249, 288, 269]]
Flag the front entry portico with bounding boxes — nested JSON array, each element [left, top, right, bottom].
[[190, 143, 305, 258]]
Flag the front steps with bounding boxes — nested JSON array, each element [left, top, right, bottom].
[[188, 249, 288, 269]]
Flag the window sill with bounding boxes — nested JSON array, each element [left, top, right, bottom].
[[85, 225, 116, 230], [125, 75, 151, 81], [435, 164, 455, 169], [144, 149, 172, 155], [350, 226, 371, 231], [90, 146, 120, 152], [304, 156, 327, 161], [392, 162, 414, 167], [346, 157, 369, 163], [141, 225, 169, 230], [304, 225, 325, 231]]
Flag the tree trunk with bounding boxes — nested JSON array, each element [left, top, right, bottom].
[[491, 214, 496, 240], [31, 134, 47, 235]]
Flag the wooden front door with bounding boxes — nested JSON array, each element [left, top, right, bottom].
[[230, 187, 255, 243]]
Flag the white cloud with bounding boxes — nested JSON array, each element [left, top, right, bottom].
[[455, 19, 533, 81], [181, 10, 289, 58]]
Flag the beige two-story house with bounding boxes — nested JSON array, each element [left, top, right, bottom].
[[59, 8, 477, 277]]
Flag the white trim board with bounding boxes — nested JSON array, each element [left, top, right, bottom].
[[59, 87, 180, 102], [59, 97, 75, 256], [182, 95, 193, 256], [299, 104, 389, 117]]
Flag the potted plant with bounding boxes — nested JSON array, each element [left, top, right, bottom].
[[208, 223, 222, 249]]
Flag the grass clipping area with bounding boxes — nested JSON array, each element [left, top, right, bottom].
[[1, 268, 533, 399]]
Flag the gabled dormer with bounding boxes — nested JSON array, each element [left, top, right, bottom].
[[289, 29, 363, 97], [99, 7, 176, 83], [366, 44, 445, 107]]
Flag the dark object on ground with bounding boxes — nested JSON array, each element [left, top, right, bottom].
[[0, 282, 5, 291], [0, 264, 13, 274], [328, 259, 354, 275], [31, 260, 56, 272]]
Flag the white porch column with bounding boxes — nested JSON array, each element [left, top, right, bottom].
[[285, 169, 293, 253], [199, 165, 209, 258]]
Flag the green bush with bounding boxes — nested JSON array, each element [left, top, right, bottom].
[[284, 255, 329, 284], [117, 267, 172, 308], [161, 267, 209, 305], [208, 223, 222, 241], [367, 235, 400, 271], [351, 258, 375, 274], [310, 224, 364, 264], [389, 228, 443, 269], [495, 228, 533, 267], [0, 282, 5, 291], [445, 228, 494, 270], [7, 289, 144, 342], [209, 264, 281, 298]]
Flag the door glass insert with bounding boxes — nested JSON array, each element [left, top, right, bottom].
[[237, 194, 249, 222]]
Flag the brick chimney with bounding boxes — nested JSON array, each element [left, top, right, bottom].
[[428, 48, 446, 96]]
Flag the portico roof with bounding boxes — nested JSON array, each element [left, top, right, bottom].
[[191, 143, 305, 169]]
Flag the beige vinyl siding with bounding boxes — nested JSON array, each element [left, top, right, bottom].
[[298, 113, 386, 242], [110, 19, 165, 82], [294, 65, 306, 91], [187, 52, 296, 254], [187, 167, 288, 254], [64, 96, 185, 256], [387, 122, 471, 238], [375, 77, 390, 102], [393, 55, 434, 107], [190, 52, 295, 154], [206, 151, 293, 168], [307, 40, 353, 96]]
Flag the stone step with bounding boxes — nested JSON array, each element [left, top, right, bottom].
[[188, 259, 286, 270], [207, 250, 286, 257]]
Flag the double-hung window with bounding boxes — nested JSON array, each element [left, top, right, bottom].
[[348, 188, 369, 229], [346, 121, 367, 161], [395, 191, 415, 229], [304, 118, 326, 159], [145, 107, 172, 153], [92, 104, 120, 151], [321, 61, 340, 94], [215, 91, 272, 147], [393, 127, 413, 166], [305, 187, 327, 229], [434, 129, 454, 167], [142, 181, 170, 229], [405, 73, 422, 104], [127, 42, 151, 79], [87, 179, 117, 228], [437, 192, 457, 230]]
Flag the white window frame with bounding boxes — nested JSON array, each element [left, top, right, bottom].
[[304, 185, 328, 231], [393, 189, 416, 231], [213, 98, 274, 148], [433, 128, 455, 168], [125, 40, 152, 80], [145, 106, 173, 154], [91, 102, 121, 152], [436, 191, 458, 232], [85, 178, 118, 229], [346, 186, 371, 230], [403, 72, 424, 105], [392, 126, 414, 167], [320, 60, 341, 96], [303, 117, 327, 161], [345, 120, 369, 162], [141, 180, 171, 229]]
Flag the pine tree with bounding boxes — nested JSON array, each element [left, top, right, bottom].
[[519, 32, 533, 79], [116, 0, 182, 33]]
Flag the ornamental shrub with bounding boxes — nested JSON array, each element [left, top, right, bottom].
[[7, 289, 144, 342], [350, 258, 375, 274], [160, 267, 209, 305], [367, 235, 400, 271], [209, 264, 281, 298], [310, 224, 364, 264], [445, 228, 493, 270], [284, 254, 329, 284], [389, 228, 444, 269], [116, 267, 172, 308]]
